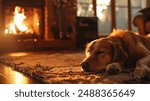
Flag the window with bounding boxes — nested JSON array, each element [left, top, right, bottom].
[[115, 0, 128, 30], [96, 0, 111, 36], [77, 0, 149, 36], [77, 0, 94, 17]]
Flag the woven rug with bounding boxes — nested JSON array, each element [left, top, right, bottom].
[[0, 51, 148, 84]]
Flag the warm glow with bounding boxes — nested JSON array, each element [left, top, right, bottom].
[[15, 73, 24, 84], [8, 52, 29, 57], [5, 29, 9, 34], [36, 22, 40, 26], [34, 38, 37, 42], [97, 0, 110, 21], [14, 6, 28, 32], [5, 6, 31, 34], [9, 23, 16, 34], [5, 6, 41, 35]]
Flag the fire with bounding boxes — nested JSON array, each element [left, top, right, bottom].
[[5, 6, 31, 34], [14, 6, 28, 32]]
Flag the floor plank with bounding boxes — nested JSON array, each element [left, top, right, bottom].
[[0, 64, 42, 84]]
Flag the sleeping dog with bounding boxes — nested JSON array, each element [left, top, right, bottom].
[[81, 30, 150, 80]]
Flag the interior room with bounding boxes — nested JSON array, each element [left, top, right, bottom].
[[0, 0, 150, 84]]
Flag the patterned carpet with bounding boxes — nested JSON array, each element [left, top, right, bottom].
[[0, 51, 149, 84]]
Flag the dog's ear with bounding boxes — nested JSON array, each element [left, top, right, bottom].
[[111, 42, 128, 62]]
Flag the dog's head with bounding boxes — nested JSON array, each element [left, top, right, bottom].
[[81, 37, 128, 73]]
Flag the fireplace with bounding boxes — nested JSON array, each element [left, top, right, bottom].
[[0, 0, 77, 52], [2, 0, 45, 39]]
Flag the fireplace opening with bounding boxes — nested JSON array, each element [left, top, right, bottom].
[[3, 0, 44, 39], [5, 6, 41, 36]]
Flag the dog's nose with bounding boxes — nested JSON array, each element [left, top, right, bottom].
[[81, 62, 89, 72]]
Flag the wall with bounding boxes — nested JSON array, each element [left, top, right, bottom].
[[45, 0, 77, 42], [0, 0, 4, 34]]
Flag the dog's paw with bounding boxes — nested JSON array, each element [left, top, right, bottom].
[[106, 63, 122, 75], [134, 66, 146, 80]]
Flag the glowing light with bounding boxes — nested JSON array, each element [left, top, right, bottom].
[[34, 38, 37, 42], [15, 73, 24, 84], [14, 6, 28, 32], [5, 6, 29, 34], [9, 23, 16, 34], [8, 52, 29, 57], [36, 22, 39, 26], [97, 0, 110, 21], [5, 29, 9, 34], [17, 39, 21, 42]]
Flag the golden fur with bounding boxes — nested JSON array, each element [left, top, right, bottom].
[[81, 30, 150, 79]]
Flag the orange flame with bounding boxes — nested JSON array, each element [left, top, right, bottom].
[[5, 6, 30, 34], [14, 6, 28, 32]]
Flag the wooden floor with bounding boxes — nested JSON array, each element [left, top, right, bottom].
[[0, 64, 42, 84]]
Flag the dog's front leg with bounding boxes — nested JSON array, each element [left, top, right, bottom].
[[134, 55, 150, 80], [106, 62, 122, 75]]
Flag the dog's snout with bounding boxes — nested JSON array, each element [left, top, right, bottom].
[[81, 62, 89, 72]]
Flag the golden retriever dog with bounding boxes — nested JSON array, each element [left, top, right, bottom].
[[81, 30, 150, 80]]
